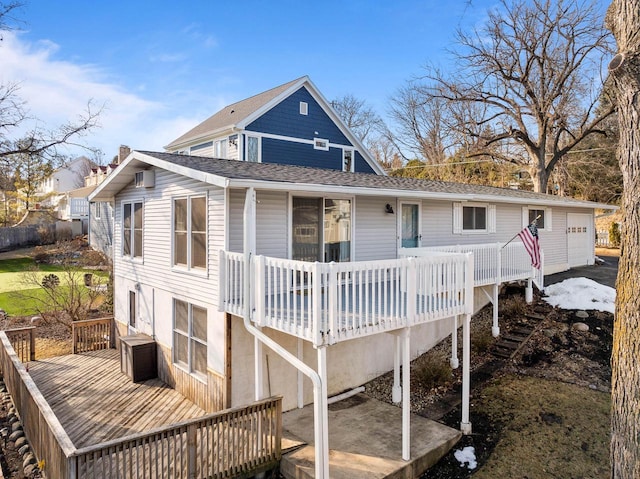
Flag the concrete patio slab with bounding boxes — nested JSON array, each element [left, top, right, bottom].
[[280, 393, 461, 479]]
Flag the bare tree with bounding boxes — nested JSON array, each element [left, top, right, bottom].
[[412, 0, 614, 193], [605, 1, 640, 476], [0, 2, 101, 169], [331, 94, 384, 144]]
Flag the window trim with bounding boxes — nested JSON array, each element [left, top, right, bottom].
[[121, 200, 144, 260], [453, 202, 496, 234], [245, 134, 262, 162], [522, 206, 552, 231], [342, 148, 354, 172], [313, 138, 329, 151], [172, 298, 208, 382], [300, 101, 308, 115], [172, 194, 208, 274]]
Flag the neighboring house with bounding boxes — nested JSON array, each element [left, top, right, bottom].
[[89, 150, 614, 415], [87, 158, 124, 258], [35, 156, 96, 209], [164, 76, 385, 175]]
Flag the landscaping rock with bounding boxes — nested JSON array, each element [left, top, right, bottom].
[[22, 452, 36, 468], [9, 430, 24, 442], [573, 322, 590, 332], [11, 420, 23, 432], [24, 463, 38, 476], [18, 444, 30, 456], [575, 310, 589, 319], [14, 436, 27, 449]]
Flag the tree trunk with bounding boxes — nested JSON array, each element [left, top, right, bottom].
[[529, 163, 549, 193], [606, 1, 640, 477]]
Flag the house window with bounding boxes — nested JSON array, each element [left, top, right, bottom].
[[190, 141, 213, 153], [94, 202, 101, 220], [314, 138, 329, 151], [173, 299, 207, 379], [524, 207, 552, 231], [213, 139, 227, 159], [453, 202, 496, 234], [463, 206, 487, 231], [246, 135, 261, 162], [343, 149, 354, 172], [173, 195, 207, 270], [123, 201, 143, 258], [300, 101, 308, 115]]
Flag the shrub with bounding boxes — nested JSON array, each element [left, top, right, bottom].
[[609, 222, 621, 248], [33, 246, 50, 264], [415, 355, 452, 390], [501, 295, 528, 318], [473, 329, 495, 354], [37, 226, 55, 245]]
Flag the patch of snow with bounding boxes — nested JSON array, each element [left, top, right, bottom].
[[454, 446, 477, 470], [543, 277, 615, 313]]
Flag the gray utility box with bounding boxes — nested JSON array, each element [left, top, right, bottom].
[[120, 333, 157, 382]]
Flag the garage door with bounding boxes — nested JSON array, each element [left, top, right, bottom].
[[567, 213, 593, 267]]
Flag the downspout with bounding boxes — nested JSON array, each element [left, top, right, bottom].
[[241, 187, 329, 479]]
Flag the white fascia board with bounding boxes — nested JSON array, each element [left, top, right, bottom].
[[225, 178, 617, 209], [89, 151, 229, 202], [237, 76, 310, 130]]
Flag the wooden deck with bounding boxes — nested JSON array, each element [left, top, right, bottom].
[[27, 349, 206, 448]]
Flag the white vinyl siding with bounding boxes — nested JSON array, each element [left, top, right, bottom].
[[354, 197, 396, 261], [256, 191, 288, 258], [228, 189, 245, 253], [89, 201, 114, 258]]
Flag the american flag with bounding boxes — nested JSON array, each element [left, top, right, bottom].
[[518, 221, 541, 269]]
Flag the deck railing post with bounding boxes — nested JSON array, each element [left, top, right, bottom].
[[312, 262, 322, 347], [327, 262, 337, 345], [406, 258, 416, 326], [255, 255, 266, 326], [218, 250, 226, 312], [187, 423, 197, 479], [29, 328, 35, 362]]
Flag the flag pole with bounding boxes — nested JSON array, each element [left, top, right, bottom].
[[501, 214, 541, 249]]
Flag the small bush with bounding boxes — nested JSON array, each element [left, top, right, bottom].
[[33, 246, 50, 264], [415, 355, 452, 390], [37, 226, 55, 245], [82, 249, 107, 267], [609, 223, 621, 248], [473, 329, 495, 354], [501, 295, 528, 318]]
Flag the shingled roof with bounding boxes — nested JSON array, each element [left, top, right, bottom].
[[165, 77, 306, 149], [111, 151, 612, 210]]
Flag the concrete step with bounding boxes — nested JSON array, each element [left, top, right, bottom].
[[280, 393, 462, 479]]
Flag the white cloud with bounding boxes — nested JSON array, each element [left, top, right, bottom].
[[0, 31, 207, 160]]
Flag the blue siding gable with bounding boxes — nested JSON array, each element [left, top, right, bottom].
[[261, 137, 342, 170], [355, 151, 376, 174], [246, 87, 351, 146]]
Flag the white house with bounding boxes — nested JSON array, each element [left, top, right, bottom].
[[89, 149, 614, 477]]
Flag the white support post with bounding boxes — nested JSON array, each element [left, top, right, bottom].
[[318, 346, 330, 477], [450, 316, 459, 369], [492, 283, 500, 337], [297, 338, 304, 409], [526, 277, 533, 303], [254, 334, 264, 401], [392, 334, 401, 403], [402, 327, 411, 461], [460, 313, 472, 434]]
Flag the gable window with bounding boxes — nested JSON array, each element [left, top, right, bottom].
[[123, 201, 143, 258], [453, 202, 496, 234], [523, 206, 552, 231], [246, 135, 261, 162], [174, 195, 207, 270], [94, 202, 101, 220], [314, 138, 329, 151], [213, 139, 227, 159], [173, 299, 207, 379], [300, 101, 308, 115], [343, 149, 354, 172]]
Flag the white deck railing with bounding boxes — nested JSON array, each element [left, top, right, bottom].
[[400, 242, 544, 290], [220, 251, 474, 347]]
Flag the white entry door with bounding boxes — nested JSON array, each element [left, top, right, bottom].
[[567, 213, 593, 267]]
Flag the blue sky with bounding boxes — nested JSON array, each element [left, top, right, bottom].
[[1, 0, 609, 161]]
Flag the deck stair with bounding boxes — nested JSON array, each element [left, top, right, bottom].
[[491, 312, 546, 359]]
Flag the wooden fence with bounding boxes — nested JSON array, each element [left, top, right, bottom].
[[72, 318, 114, 354], [5, 327, 36, 363]]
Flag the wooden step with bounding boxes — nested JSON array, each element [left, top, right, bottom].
[[525, 313, 545, 321], [501, 334, 529, 343], [495, 340, 519, 350]]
